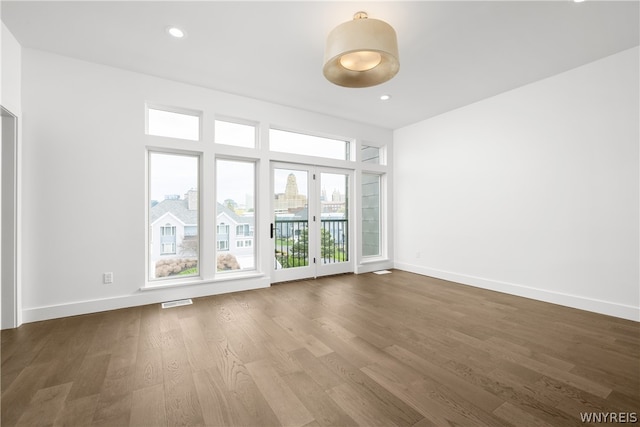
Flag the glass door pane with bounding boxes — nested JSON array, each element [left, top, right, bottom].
[[320, 173, 348, 264], [272, 166, 313, 282], [316, 169, 352, 277]]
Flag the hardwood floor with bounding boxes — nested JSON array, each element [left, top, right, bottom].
[[2, 270, 638, 426]]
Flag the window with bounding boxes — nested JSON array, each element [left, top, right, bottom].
[[236, 224, 252, 236], [362, 173, 381, 257], [362, 145, 381, 164], [148, 152, 199, 280], [161, 225, 176, 236], [215, 119, 256, 148], [161, 243, 176, 255], [217, 159, 256, 272], [270, 129, 350, 160], [147, 105, 200, 141], [160, 225, 177, 254]]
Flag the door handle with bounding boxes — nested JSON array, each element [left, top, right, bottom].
[[270, 223, 274, 239]]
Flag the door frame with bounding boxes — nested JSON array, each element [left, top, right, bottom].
[[271, 162, 353, 283], [2, 106, 19, 329]]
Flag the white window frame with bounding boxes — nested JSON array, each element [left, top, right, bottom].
[[144, 104, 392, 288]]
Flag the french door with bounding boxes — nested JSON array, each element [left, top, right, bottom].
[[271, 163, 353, 283]]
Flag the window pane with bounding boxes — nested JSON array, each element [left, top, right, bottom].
[[147, 107, 200, 141], [273, 168, 309, 269], [362, 173, 381, 257], [321, 173, 348, 264], [149, 152, 199, 280], [362, 145, 380, 164], [216, 159, 255, 272], [270, 129, 349, 160], [215, 120, 256, 148]]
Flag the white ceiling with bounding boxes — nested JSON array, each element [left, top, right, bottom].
[[2, 1, 638, 129]]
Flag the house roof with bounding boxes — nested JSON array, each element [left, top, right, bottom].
[[151, 199, 253, 226], [150, 199, 197, 226], [217, 203, 254, 227]]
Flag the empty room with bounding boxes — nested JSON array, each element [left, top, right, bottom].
[[1, 1, 638, 426]]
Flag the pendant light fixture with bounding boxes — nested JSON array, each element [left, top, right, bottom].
[[323, 11, 399, 88]]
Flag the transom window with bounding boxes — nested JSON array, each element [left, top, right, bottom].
[[215, 119, 256, 148], [270, 128, 350, 161], [146, 105, 201, 141]]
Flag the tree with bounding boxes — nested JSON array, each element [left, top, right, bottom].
[[289, 228, 338, 262], [224, 199, 238, 212], [291, 229, 308, 256], [320, 228, 335, 259], [178, 235, 198, 256]]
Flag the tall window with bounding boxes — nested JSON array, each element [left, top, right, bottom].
[[362, 173, 381, 257], [216, 159, 256, 272], [148, 152, 199, 280]]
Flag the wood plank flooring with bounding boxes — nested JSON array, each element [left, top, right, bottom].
[[2, 270, 638, 426]]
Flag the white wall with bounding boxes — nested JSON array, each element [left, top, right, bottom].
[[20, 48, 392, 323], [1, 22, 23, 328], [394, 47, 639, 321]]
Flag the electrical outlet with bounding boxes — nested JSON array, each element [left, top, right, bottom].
[[103, 272, 113, 284]]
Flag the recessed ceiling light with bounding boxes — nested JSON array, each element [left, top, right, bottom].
[[166, 26, 186, 38], [573, 0, 585, 3], [380, 94, 392, 101]]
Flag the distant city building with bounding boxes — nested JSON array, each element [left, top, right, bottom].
[[275, 173, 307, 213]]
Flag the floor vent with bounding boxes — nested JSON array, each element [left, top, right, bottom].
[[161, 299, 193, 309], [373, 270, 392, 275]]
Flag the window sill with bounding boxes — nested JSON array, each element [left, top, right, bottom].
[[140, 271, 265, 291], [359, 257, 390, 265]]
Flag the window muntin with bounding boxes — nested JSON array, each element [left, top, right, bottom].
[[215, 119, 256, 148], [147, 106, 201, 141], [148, 152, 199, 280], [270, 128, 350, 161], [216, 159, 256, 272], [362, 173, 381, 257]]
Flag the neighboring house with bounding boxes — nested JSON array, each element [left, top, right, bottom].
[[150, 190, 254, 275], [216, 203, 255, 263]]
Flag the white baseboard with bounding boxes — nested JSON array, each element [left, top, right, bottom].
[[394, 262, 639, 322], [22, 277, 270, 324]]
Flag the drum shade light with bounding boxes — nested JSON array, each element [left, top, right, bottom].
[[323, 12, 399, 88]]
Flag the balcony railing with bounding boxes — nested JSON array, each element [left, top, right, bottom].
[[273, 218, 348, 269]]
